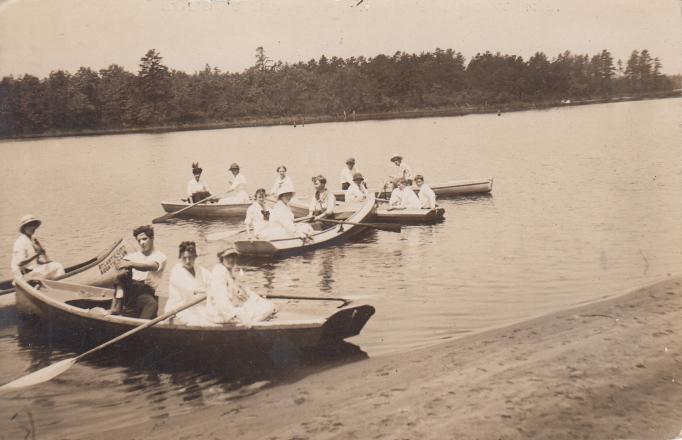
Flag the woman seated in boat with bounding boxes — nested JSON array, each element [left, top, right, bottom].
[[345, 172, 369, 203], [217, 163, 250, 204], [257, 181, 313, 241], [389, 154, 414, 186], [389, 178, 421, 210], [244, 188, 269, 239], [205, 248, 277, 326], [11, 214, 65, 281], [186, 162, 212, 203], [308, 174, 336, 229], [270, 165, 294, 197], [414, 174, 437, 209], [165, 241, 212, 325]]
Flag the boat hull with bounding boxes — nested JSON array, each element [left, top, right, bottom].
[[160, 200, 250, 218], [374, 207, 446, 224], [334, 178, 493, 201]]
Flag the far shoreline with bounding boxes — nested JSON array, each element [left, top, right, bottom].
[[1, 90, 679, 142]]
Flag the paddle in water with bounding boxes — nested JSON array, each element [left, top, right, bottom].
[[0, 294, 207, 391]]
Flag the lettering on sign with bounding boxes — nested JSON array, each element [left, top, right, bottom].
[[98, 245, 128, 275]]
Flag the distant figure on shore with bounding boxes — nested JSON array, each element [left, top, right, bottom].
[[245, 188, 269, 239], [165, 241, 211, 325], [414, 174, 437, 209], [258, 182, 313, 240], [218, 163, 249, 204], [270, 165, 294, 198], [186, 162, 212, 203], [340, 157, 360, 190], [389, 154, 413, 186], [389, 178, 421, 210], [11, 214, 65, 280], [309, 175, 336, 229], [111, 225, 166, 319], [345, 172, 369, 203]]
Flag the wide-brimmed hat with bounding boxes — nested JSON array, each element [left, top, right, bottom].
[[217, 247, 239, 260], [352, 172, 364, 181], [19, 214, 41, 231], [390, 154, 403, 162], [229, 162, 240, 170], [276, 181, 296, 197], [346, 157, 356, 165]]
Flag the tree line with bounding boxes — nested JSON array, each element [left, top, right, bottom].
[[0, 47, 678, 137]]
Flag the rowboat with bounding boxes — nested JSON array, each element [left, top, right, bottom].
[[14, 278, 375, 352], [160, 200, 250, 219], [234, 194, 376, 257], [289, 199, 361, 221], [334, 177, 493, 201], [0, 239, 128, 296], [374, 207, 446, 224]]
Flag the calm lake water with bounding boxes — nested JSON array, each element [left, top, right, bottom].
[[1, 98, 681, 438]]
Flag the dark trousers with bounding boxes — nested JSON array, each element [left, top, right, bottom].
[[341, 183, 350, 190], [117, 271, 158, 319], [191, 191, 211, 203]]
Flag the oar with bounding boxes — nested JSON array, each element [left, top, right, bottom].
[[206, 216, 313, 242], [319, 218, 401, 233], [266, 294, 353, 307], [0, 295, 207, 391], [152, 190, 231, 224]]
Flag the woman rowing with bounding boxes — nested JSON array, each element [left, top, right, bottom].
[[218, 162, 250, 204], [244, 188, 269, 239], [389, 178, 421, 209], [308, 175, 336, 229], [345, 172, 369, 203], [257, 181, 313, 240], [270, 165, 294, 198], [414, 174, 437, 209], [11, 214, 65, 280], [186, 162, 212, 203]]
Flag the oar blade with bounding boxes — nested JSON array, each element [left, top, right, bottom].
[[152, 212, 174, 224], [0, 358, 77, 391]]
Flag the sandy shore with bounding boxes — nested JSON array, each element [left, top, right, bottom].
[[83, 277, 682, 439]]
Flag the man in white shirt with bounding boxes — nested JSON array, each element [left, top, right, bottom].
[[414, 174, 437, 209], [340, 158, 359, 190], [11, 214, 65, 280], [389, 178, 421, 209], [111, 225, 166, 319]]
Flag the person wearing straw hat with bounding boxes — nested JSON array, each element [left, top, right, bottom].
[[389, 154, 413, 186], [186, 162, 212, 203], [340, 157, 360, 190], [218, 163, 249, 204], [257, 181, 313, 240], [345, 172, 369, 203], [11, 214, 65, 280]]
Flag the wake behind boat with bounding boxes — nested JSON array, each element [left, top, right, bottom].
[[14, 278, 375, 353]]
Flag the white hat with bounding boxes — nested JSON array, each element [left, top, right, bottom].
[[19, 214, 41, 231], [276, 181, 296, 197]]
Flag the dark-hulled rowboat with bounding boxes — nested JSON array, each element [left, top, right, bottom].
[[374, 207, 445, 224], [335, 177, 493, 201], [14, 278, 375, 352]]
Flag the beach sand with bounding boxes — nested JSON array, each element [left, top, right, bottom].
[[94, 277, 682, 440]]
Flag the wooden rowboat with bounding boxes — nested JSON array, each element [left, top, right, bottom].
[[234, 194, 376, 257], [335, 177, 493, 201], [374, 207, 446, 224], [14, 278, 375, 352], [289, 199, 361, 221], [0, 239, 128, 296], [160, 200, 250, 219]]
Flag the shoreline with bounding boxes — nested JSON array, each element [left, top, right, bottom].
[[88, 275, 682, 440], [2, 91, 679, 141]]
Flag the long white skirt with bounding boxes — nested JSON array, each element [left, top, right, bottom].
[[25, 261, 65, 280], [219, 190, 250, 204]]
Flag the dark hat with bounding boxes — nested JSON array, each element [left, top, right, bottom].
[[229, 163, 240, 170], [390, 154, 402, 162], [191, 162, 203, 175], [346, 157, 356, 164], [352, 172, 364, 181]]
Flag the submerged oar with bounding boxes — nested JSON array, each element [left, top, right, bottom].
[[0, 294, 207, 391], [152, 190, 231, 224], [319, 218, 401, 233]]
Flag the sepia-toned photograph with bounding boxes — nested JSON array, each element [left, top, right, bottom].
[[0, 0, 681, 438]]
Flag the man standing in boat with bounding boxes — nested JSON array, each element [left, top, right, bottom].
[[111, 225, 166, 319], [340, 158, 359, 190], [389, 154, 414, 186], [11, 214, 65, 280]]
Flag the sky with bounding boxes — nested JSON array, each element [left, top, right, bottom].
[[0, 0, 680, 78]]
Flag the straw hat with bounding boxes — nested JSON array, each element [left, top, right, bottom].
[[217, 247, 239, 259], [352, 172, 364, 181], [346, 157, 356, 165], [229, 162, 240, 171], [390, 154, 402, 162], [276, 180, 296, 197], [19, 214, 41, 232]]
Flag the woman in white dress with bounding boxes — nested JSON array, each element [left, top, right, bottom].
[[345, 172, 369, 203], [270, 165, 294, 197], [218, 162, 250, 204], [206, 248, 277, 326], [186, 162, 212, 203], [244, 188, 269, 239], [165, 241, 213, 325], [257, 181, 313, 240], [389, 178, 421, 209]]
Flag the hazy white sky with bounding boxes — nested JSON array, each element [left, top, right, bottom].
[[0, 0, 680, 77]]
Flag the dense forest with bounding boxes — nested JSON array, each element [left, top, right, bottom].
[[0, 47, 678, 137]]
